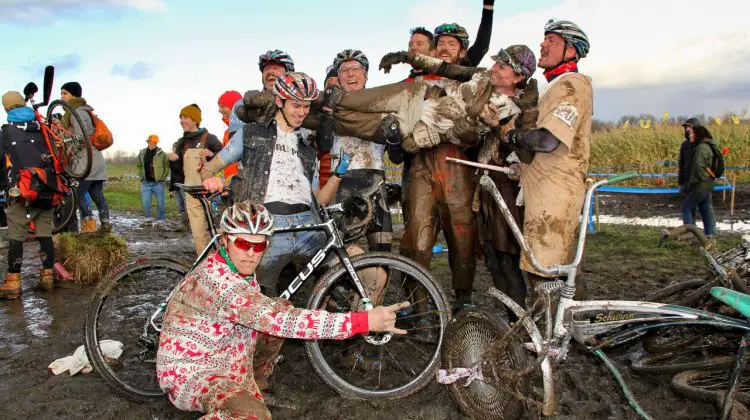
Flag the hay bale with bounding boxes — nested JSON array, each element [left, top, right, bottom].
[[56, 233, 130, 285]]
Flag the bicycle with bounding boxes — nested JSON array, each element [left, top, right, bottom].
[[23, 66, 93, 180], [84, 182, 449, 403], [438, 164, 750, 420]]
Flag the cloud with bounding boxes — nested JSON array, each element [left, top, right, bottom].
[[0, 0, 167, 23], [21, 53, 82, 76], [111, 61, 159, 80]]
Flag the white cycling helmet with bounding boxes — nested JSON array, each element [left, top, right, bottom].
[[220, 202, 274, 237]]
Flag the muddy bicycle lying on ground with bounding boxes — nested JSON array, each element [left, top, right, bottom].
[[438, 166, 750, 420], [84, 183, 449, 403]]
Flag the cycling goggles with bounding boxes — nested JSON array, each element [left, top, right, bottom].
[[227, 235, 269, 253], [496, 49, 524, 77]]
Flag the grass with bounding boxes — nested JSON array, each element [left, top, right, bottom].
[[590, 123, 750, 186], [103, 161, 181, 216]]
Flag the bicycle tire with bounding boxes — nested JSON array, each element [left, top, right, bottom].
[[46, 99, 92, 179], [442, 308, 528, 420], [642, 326, 704, 354], [672, 368, 750, 405], [84, 258, 190, 402], [52, 187, 77, 234], [644, 278, 708, 304], [632, 345, 735, 374], [304, 252, 449, 400]]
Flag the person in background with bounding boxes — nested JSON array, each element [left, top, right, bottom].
[[60, 81, 111, 233], [137, 135, 169, 229], [218, 91, 243, 187], [678, 117, 701, 195], [167, 104, 223, 254], [682, 125, 717, 237], [169, 141, 189, 232]]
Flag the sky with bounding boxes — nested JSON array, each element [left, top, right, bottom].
[[1, 0, 749, 154]]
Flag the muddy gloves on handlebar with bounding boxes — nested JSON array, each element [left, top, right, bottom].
[[333, 150, 352, 177]]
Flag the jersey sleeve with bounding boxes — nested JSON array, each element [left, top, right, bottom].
[[537, 76, 592, 151]]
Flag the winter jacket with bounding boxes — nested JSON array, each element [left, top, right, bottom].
[[686, 138, 717, 194], [137, 147, 169, 182], [0, 107, 48, 188], [677, 139, 693, 186]]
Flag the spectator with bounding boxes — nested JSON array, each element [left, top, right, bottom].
[[167, 104, 222, 254], [682, 125, 717, 237], [137, 135, 169, 228], [678, 117, 700, 195], [169, 141, 189, 231], [61, 81, 111, 233], [218, 91, 242, 186]]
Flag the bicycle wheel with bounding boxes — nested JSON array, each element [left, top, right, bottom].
[[442, 308, 528, 420], [84, 258, 190, 402], [642, 326, 704, 354], [52, 186, 77, 234], [672, 368, 750, 405], [632, 345, 736, 374], [305, 252, 449, 399], [45, 99, 92, 179]]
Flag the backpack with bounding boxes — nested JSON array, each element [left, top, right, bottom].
[[3, 124, 69, 209], [705, 142, 725, 179], [85, 109, 113, 151]]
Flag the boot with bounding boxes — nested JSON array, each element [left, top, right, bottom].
[[36, 268, 54, 292], [81, 218, 97, 233], [181, 212, 190, 232], [100, 220, 112, 233], [0, 273, 21, 300]]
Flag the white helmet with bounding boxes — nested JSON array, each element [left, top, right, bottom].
[[220, 202, 274, 236]]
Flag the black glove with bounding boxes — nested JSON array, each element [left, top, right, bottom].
[[317, 114, 335, 153], [379, 51, 409, 74], [484, 0, 495, 5]]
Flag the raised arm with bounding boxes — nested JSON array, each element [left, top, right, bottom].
[[462, 0, 495, 66]]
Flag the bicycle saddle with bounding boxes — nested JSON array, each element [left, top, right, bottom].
[[710, 287, 750, 319]]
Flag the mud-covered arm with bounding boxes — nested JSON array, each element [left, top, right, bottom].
[[222, 280, 369, 340], [463, 0, 494, 67], [410, 53, 485, 82]]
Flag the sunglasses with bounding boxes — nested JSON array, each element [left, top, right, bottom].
[[227, 235, 269, 253]]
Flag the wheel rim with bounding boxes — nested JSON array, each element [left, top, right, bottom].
[[88, 262, 187, 398], [444, 312, 527, 419], [306, 257, 447, 398]]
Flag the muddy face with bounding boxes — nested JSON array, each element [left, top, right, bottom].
[[261, 63, 287, 92], [435, 36, 466, 64], [338, 61, 367, 92], [539, 33, 575, 69], [408, 32, 432, 56]]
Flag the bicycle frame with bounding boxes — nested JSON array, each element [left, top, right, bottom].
[[452, 160, 750, 417], [151, 188, 376, 335]]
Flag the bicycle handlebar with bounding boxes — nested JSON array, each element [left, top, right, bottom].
[[176, 184, 228, 201]]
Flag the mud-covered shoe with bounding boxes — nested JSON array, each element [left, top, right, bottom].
[[0, 273, 21, 300], [36, 268, 54, 292], [142, 218, 153, 227], [100, 220, 112, 233]]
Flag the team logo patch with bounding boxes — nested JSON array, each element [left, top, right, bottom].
[[553, 102, 578, 127]]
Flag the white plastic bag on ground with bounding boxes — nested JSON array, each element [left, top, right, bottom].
[[48, 340, 123, 376]]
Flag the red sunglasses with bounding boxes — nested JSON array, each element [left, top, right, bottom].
[[227, 235, 269, 253]]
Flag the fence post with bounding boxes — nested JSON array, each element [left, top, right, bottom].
[[730, 174, 737, 231], [595, 192, 600, 231]]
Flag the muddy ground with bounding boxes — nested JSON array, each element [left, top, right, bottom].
[[0, 197, 745, 419]]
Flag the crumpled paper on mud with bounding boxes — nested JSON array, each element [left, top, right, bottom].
[[48, 340, 123, 376], [437, 365, 484, 386]]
